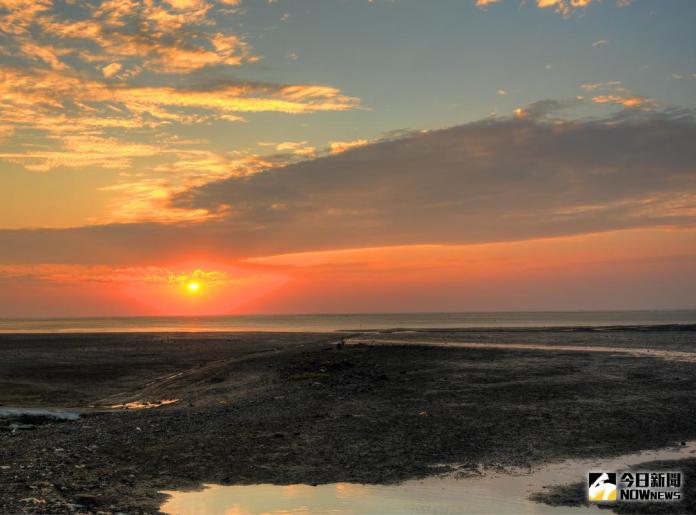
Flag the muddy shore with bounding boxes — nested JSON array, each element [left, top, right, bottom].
[[2, 329, 696, 514]]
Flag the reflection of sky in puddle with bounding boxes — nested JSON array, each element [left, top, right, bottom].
[[109, 399, 178, 409], [161, 442, 696, 515]]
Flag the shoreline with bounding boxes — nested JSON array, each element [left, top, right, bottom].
[[2, 310, 695, 335], [2, 331, 696, 513], [1, 322, 695, 335]]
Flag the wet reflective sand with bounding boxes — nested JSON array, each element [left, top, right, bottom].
[[161, 442, 696, 515], [346, 338, 696, 363]]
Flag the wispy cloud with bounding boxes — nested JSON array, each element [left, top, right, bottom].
[[0, 135, 158, 172], [580, 81, 656, 109], [0, 63, 358, 218], [590, 95, 652, 108], [329, 139, 369, 154], [0, 264, 231, 286], [474, 0, 633, 16], [4, 0, 256, 74], [259, 141, 317, 158], [0, 68, 358, 147], [0, 0, 361, 223]]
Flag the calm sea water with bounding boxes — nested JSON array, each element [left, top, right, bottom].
[[0, 311, 694, 333]]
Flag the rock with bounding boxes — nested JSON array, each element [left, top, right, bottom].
[[74, 493, 100, 506], [10, 423, 36, 433], [19, 497, 46, 505]]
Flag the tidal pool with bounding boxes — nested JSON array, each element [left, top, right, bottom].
[[0, 407, 80, 421], [161, 442, 696, 515]]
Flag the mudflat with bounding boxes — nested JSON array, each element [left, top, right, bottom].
[[1, 329, 696, 514]]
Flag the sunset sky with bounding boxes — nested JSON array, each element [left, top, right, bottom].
[[1, 0, 695, 316]]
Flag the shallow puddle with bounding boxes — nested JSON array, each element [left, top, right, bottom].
[[161, 441, 696, 514], [0, 407, 80, 421], [109, 399, 179, 409]]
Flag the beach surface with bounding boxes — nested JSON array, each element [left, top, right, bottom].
[[1, 328, 696, 513]]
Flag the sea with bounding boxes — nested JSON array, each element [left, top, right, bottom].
[[0, 310, 694, 333]]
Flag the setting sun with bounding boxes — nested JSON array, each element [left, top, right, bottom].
[[186, 282, 200, 293]]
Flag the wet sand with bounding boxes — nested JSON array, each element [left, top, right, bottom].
[[347, 337, 696, 363], [1, 329, 696, 513]]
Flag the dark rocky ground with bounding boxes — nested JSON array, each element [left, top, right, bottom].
[[1, 330, 696, 514]]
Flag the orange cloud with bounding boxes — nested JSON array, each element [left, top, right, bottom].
[[580, 81, 656, 110], [0, 61, 357, 221], [267, 141, 317, 157], [591, 95, 653, 108], [537, 0, 593, 16], [97, 179, 228, 224], [0, 0, 52, 34], [0, 67, 358, 173], [116, 84, 358, 115], [96, 150, 290, 224], [101, 62, 123, 78], [18, 40, 68, 70], [22, 0, 252, 74], [0, 68, 358, 132], [329, 139, 369, 154], [0, 135, 159, 172]]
